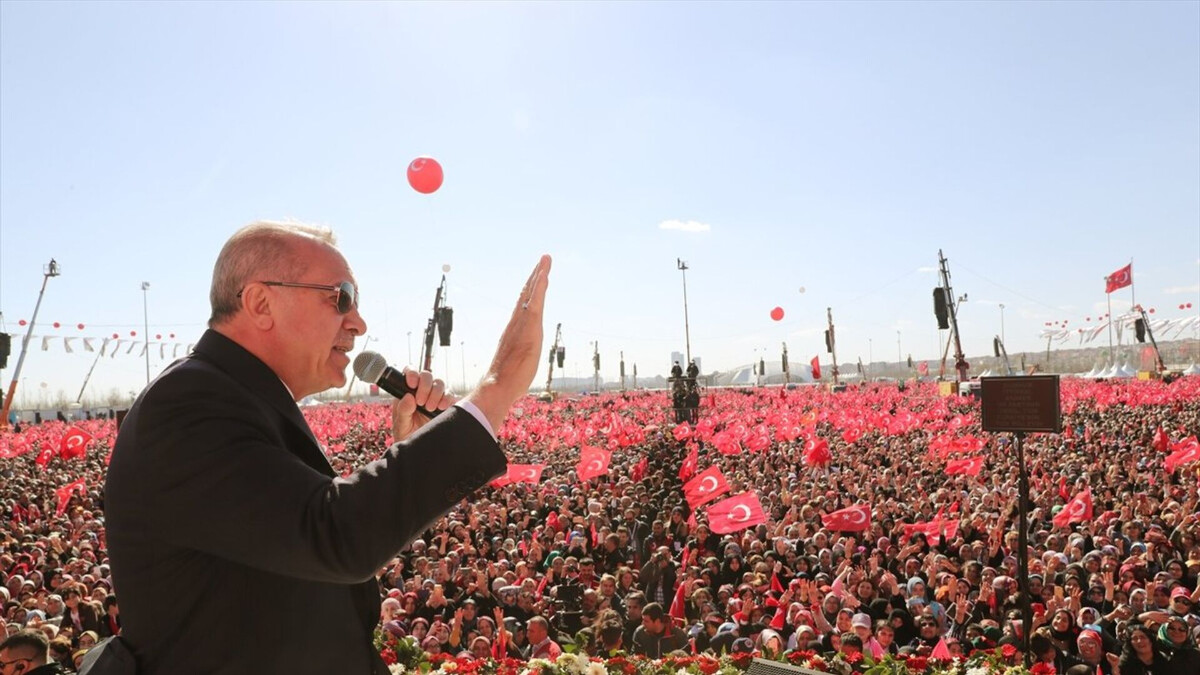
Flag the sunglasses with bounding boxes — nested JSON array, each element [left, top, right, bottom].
[[240, 280, 359, 314]]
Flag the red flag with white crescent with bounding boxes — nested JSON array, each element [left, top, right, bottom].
[[822, 503, 872, 532], [55, 478, 87, 517], [810, 356, 821, 380], [945, 456, 985, 476], [631, 456, 649, 483], [1105, 263, 1132, 293], [706, 493, 767, 534], [59, 427, 94, 461], [679, 443, 699, 481], [1153, 426, 1169, 452], [1053, 490, 1094, 528], [576, 446, 611, 482], [491, 464, 545, 487], [683, 465, 731, 509], [1164, 437, 1200, 473]]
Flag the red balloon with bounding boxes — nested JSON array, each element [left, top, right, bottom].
[[1149, 308, 1155, 314], [77, 323, 85, 330], [1181, 304, 1187, 310], [770, 306, 784, 321], [18, 319, 26, 326], [112, 333, 119, 339], [156, 334, 162, 340], [407, 157, 444, 194], [169, 333, 175, 338], [130, 331, 137, 337], [1188, 303, 1194, 309], [53, 322, 61, 328]]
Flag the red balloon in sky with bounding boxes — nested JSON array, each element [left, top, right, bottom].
[[130, 331, 137, 337], [169, 333, 176, 339], [1149, 308, 1155, 314], [1188, 303, 1194, 309], [53, 322, 61, 328], [112, 333, 119, 339], [18, 319, 26, 326], [407, 157, 444, 194], [1181, 304, 1187, 310], [156, 334, 162, 340], [77, 323, 85, 330], [770, 307, 784, 321]]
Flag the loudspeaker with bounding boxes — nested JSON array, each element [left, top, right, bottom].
[[824, 329, 834, 354], [0, 333, 9, 369], [593, 352, 600, 371], [1135, 319, 1146, 343], [436, 307, 454, 347], [556, 347, 566, 368], [933, 288, 950, 329], [993, 337, 1001, 357], [745, 657, 831, 675]]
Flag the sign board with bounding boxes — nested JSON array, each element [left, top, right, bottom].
[[980, 375, 1061, 433]]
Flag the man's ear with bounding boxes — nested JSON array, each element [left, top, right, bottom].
[[239, 284, 275, 330]]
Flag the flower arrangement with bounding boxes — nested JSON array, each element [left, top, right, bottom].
[[375, 633, 1036, 675]]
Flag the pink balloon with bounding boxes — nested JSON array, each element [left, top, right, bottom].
[[18, 319, 26, 326], [407, 157, 444, 194], [53, 322, 61, 328], [77, 323, 85, 330], [770, 307, 784, 321], [112, 333, 119, 339]]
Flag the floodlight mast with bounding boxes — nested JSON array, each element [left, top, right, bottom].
[[1, 259, 61, 429]]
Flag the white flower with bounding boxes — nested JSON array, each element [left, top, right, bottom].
[[586, 663, 608, 675], [388, 665, 407, 675], [677, 669, 691, 675], [965, 667, 989, 675]]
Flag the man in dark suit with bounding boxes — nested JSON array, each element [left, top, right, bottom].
[[98, 222, 551, 674]]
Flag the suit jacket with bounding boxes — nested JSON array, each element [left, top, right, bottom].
[[104, 330, 505, 674]]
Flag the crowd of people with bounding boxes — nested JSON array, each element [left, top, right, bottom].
[[2, 376, 1199, 674]]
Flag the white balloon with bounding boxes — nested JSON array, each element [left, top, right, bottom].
[[798, 286, 806, 294], [442, 264, 451, 273]]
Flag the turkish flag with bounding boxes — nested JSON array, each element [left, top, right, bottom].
[[1105, 263, 1132, 293], [1053, 490, 1093, 528], [631, 456, 649, 482], [35, 444, 55, 469], [822, 503, 872, 532], [918, 361, 929, 376], [59, 427, 93, 460], [491, 464, 545, 487], [576, 446, 611, 481], [810, 357, 821, 380], [1165, 437, 1200, 473], [945, 456, 985, 476], [55, 478, 87, 517], [673, 423, 692, 442], [1153, 426, 1169, 453], [706, 493, 767, 534], [803, 437, 831, 467], [683, 465, 731, 508], [679, 443, 699, 481]]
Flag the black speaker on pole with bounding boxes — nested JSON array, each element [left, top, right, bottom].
[[436, 308, 454, 347], [933, 288, 950, 329], [1135, 318, 1146, 343], [993, 337, 1001, 357], [824, 329, 833, 354], [556, 347, 565, 368]]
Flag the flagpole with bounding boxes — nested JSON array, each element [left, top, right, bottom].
[[1106, 291, 1114, 364], [1129, 257, 1135, 312]]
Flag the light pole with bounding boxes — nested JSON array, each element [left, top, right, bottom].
[[999, 303, 1006, 344], [141, 282, 151, 385], [677, 259, 692, 365]]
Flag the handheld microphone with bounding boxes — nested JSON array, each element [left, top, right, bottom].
[[353, 351, 444, 418]]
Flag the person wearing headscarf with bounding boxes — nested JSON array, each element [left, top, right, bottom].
[[887, 608, 917, 647], [1156, 615, 1200, 675]]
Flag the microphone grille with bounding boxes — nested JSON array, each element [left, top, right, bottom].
[[353, 351, 388, 384]]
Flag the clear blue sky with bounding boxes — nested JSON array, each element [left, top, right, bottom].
[[2, 1, 1198, 404]]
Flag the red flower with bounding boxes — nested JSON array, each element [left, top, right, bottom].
[[1030, 662, 1056, 675], [1001, 644, 1018, 661], [906, 657, 928, 671], [731, 652, 754, 668], [844, 652, 863, 664], [380, 649, 397, 665], [808, 657, 828, 671], [696, 656, 720, 675]]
